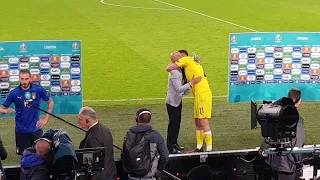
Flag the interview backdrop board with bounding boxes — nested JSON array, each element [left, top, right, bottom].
[[228, 32, 320, 103], [0, 40, 82, 115]]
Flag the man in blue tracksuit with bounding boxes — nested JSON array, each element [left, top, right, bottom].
[[1, 69, 54, 155]]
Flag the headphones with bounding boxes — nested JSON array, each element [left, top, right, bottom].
[[135, 108, 151, 123]]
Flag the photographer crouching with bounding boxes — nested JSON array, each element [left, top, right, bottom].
[[259, 88, 305, 180]]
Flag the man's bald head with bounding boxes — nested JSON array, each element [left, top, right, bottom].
[[35, 140, 51, 157], [170, 52, 183, 63]]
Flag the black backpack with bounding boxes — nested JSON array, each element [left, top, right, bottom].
[[122, 130, 153, 177]]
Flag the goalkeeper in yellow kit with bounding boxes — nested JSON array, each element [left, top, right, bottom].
[[166, 50, 213, 152]]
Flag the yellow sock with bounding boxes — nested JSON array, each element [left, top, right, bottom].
[[196, 130, 204, 149], [204, 131, 213, 151]]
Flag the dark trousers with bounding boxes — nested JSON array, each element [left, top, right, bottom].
[[166, 103, 182, 151], [15, 129, 43, 155]]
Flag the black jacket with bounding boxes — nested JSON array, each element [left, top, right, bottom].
[[261, 116, 305, 173], [127, 125, 169, 179], [79, 122, 117, 180]]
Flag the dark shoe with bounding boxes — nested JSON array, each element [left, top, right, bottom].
[[187, 147, 204, 153], [169, 148, 183, 154], [174, 144, 185, 151]]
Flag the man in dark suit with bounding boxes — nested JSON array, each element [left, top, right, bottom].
[[78, 107, 117, 180]]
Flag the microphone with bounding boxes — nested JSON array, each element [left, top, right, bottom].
[[24, 92, 33, 108]]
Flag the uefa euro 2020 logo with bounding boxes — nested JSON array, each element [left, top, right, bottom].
[[20, 43, 27, 51], [72, 42, 79, 50]]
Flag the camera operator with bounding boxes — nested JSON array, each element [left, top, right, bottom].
[[20, 138, 52, 180], [260, 88, 305, 180]]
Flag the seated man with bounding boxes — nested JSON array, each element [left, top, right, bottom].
[[20, 138, 52, 180], [78, 106, 117, 180]]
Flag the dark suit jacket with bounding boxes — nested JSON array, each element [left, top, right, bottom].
[[79, 122, 117, 180]]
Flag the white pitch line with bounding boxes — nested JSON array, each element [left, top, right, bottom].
[[154, 0, 258, 32], [84, 95, 228, 102], [100, 0, 183, 11]]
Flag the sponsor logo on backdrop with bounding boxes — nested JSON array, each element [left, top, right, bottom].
[[230, 77, 238, 81], [239, 65, 246, 70], [9, 58, 19, 64], [230, 71, 238, 76], [1, 89, 9, 94], [0, 64, 8, 71], [256, 70, 265, 75], [231, 60, 238, 64], [0, 83, 9, 89], [62, 87, 71, 92], [9, 64, 18, 69], [51, 86, 61, 93], [61, 80, 71, 87], [265, 47, 274, 52], [275, 47, 283, 52], [41, 75, 51, 80], [71, 56, 80, 61], [51, 75, 60, 80], [264, 64, 274, 69], [248, 48, 256, 53], [257, 64, 264, 69], [40, 63, 50, 68], [265, 58, 274, 63], [71, 86, 81, 92], [247, 64, 256, 70], [40, 81, 50, 87], [61, 74, 70, 80], [256, 75, 264, 80], [301, 74, 310, 80], [40, 57, 50, 62], [71, 75, 80, 79], [40, 69, 50, 74], [247, 70, 255, 75], [302, 64, 310, 68], [311, 64, 320, 69], [239, 59, 247, 65], [19, 63, 28, 69], [30, 57, 40, 62], [61, 62, 70, 68], [230, 48, 239, 54], [51, 63, 60, 68], [0, 77, 9, 82], [50, 56, 60, 62], [293, 47, 301, 52], [248, 59, 255, 63], [291, 69, 301, 75], [30, 69, 40, 75], [247, 75, 255, 81], [61, 56, 70, 62], [9, 70, 18, 76], [238, 70, 247, 76], [70, 67, 80, 75], [274, 69, 282, 74], [50, 68, 60, 74], [51, 81, 60, 86], [61, 68, 70, 73]]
